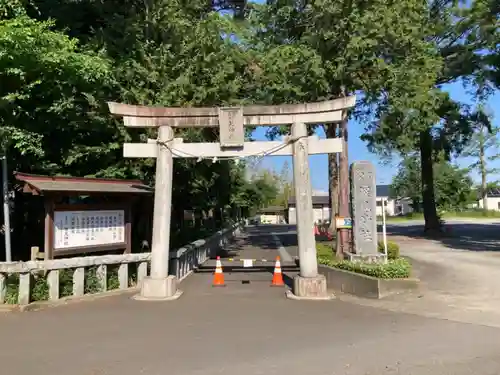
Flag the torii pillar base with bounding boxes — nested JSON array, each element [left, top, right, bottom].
[[285, 275, 334, 301], [133, 275, 183, 301]]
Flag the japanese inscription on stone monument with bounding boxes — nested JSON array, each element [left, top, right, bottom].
[[350, 161, 377, 255]]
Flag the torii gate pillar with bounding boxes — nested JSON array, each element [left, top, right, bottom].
[[287, 122, 331, 300], [135, 125, 182, 301]]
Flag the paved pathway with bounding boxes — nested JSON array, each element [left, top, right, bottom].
[[362, 219, 500, 328], [1, 225, 499, 375]]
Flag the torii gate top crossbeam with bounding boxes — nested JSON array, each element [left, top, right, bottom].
[[107, 96, 356, 128]]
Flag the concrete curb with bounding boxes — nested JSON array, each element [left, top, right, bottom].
[[132, 289, 183, 302], [318, 265, 420, 299], [4, 287, 140, 313], [285, 290, 335, 301]]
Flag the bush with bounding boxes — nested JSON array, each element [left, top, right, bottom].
[[318, 257, 411, 279], [316, 242, 335, 261], [377, 240, 400, 260]]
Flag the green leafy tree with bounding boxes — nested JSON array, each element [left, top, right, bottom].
[[0, 16, 116, 176], [364, 0, 499, 231], [271, 161, 293, 208], [390, 156, 423, 212], [391, 155, 475, 212], [247, 0, 441, 234], [462, 105, 499, 210], [0, 2, 268, 248]]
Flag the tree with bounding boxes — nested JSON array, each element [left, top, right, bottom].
[[230, 165, 280, 216], [247, 0, 441, 234], [271, 161, 293, 208], [462, 105, 499, 210], [0, 16, 116, 176], [364, 0, 499, 232], [0, 2, 269, 249], [390, 156, 422, 211], [391, 155, 475, 212]]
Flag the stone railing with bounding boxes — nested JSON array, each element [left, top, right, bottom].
[[169, 222, 242, 281], [0, 222, 243, 307]]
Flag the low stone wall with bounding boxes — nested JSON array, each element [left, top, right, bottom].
[[169, 222, 243, 280], [0, 221, 243, 310], [318, 265, 419, 299]]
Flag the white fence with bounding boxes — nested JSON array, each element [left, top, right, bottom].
[[0, 222, 243, 306]]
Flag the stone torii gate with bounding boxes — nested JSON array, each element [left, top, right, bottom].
[[108, 96, 356, 300]]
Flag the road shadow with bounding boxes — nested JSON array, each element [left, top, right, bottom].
[[244, 224, 333, 247], [196, 263, 298, 289], [384, 222, 500, 252]]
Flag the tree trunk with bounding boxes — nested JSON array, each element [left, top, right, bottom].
[[194, 209, 203, 229], [325, 124, 339, 235], [214, 206, 223, 228], [480, 142, 487, 211], [419, 129, 441, 232], [337, 115, 350, 257]]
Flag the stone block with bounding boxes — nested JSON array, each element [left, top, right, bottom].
[[286, 275, 334, 301], [133, 275, 183, 301], [319, 265, 419, 299], [345, 252, 387, 264]]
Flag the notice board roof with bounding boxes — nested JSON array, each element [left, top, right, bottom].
[[14, 172, 153, 196]]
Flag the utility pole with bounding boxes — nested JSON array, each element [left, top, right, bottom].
[[1, 155, 12, 262]]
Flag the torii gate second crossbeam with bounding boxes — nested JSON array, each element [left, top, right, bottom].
[[108, 96, 356, 301]]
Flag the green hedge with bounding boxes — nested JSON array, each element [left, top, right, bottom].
[[316, 239, 411, 279], [317, 240, 401, 262], [316, 242, 335, 261], [318, 257, 411, 279], [377, 240, 400, 260]]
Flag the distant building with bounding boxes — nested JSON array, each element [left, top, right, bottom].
[[287, 195, 330, 225], [286, 185, 412, 224], [375, 185, 413, 217], [257, 206, 286, 224], [476, 188, 500, 211]]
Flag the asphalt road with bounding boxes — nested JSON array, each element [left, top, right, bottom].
[[385, 218, 500, 252], [1, 224, 499, 375]]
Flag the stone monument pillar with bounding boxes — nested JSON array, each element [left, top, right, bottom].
[[349, 161, 384, 262]]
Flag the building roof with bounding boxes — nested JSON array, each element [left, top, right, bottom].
[[14, 172, 153, 196], [287, 184, 392, 206], [288, 196, 330, 206], [473, 187, 500, 199], [486, 188, 500, 198], [258, 205, 285, 214]]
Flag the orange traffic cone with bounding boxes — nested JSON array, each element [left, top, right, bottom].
[[212, 256, 226, 287], [271, 256, 285, 287]]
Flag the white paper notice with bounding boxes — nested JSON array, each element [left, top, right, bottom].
[[53, 210, 125, 249]]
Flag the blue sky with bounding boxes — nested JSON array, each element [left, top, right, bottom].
[[250, 83, 500, 192]]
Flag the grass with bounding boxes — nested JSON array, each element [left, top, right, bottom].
[[316, 242, 411, 279], [382, 209, 500, 222]]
